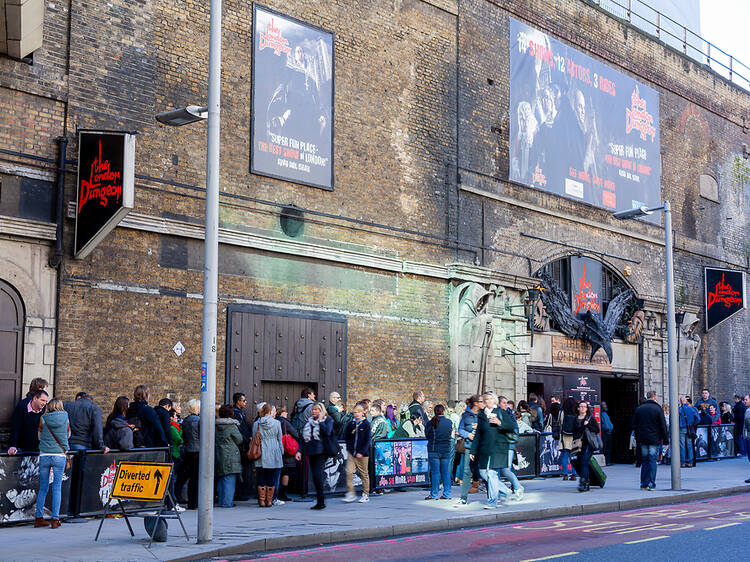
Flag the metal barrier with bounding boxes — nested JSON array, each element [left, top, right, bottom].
[[0, 447, 169, 525], [694, 424, 735, 461]]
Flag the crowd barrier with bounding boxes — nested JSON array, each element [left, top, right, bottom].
[[0, 447, 169, 525], [694, 424, 735, 461]]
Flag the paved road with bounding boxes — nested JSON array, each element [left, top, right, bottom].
[[216, 493, 750, 561]]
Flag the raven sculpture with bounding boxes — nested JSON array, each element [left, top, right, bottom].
[[537, 272, 634, 362]]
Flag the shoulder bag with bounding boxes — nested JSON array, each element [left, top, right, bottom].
[[682, 407, 696, 439], [247, 431, 262, 460], [584, 427, 603, 451], [44, 421, 72, 470], [281, 421, 299, 456]]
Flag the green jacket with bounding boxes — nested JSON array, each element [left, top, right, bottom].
[[170, 424, 183, 459], [470, 407, 516, 469], [215, 418, 243, 476]]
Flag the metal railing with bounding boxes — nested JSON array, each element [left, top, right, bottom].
[[590, 0, 750, 91]]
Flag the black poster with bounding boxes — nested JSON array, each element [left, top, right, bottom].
[[538, 432, 563, 476], [305, 441, 360, 495], [564, 373, 601, 407], [0, 454, 72, 524], [75, 130, 135, 258], [513, 434, 537, 478], [570, 256, 603, 319], [251, 4, 334, 190], [509, 18, 660, 221], [704, 267, 746, 331], [709, 426, 734, 459], [373, 439, 429, 489]]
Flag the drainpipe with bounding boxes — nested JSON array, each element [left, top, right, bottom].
[[49, 136, 68, 268]]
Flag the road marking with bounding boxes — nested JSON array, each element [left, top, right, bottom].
[[520, 553, 580, 562], [705, 522, 743, 531], [624, 535, 670, 544]]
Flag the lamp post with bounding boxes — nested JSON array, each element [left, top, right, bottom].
[[155, 0, 221, 542], [613, 201, 680, 491]]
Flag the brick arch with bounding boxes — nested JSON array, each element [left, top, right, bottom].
[[0, 279, 25, 428], [531, 250, 638, 297]]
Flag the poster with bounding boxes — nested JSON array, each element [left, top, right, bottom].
[[538, 432, 563, 475], [75, 130, 135, 259], [0, 454, 72, 524], [694, 426, 709, 460], [509, 18, 660, 220], [251, 4, 334, 190], [564, 373, 601, 407], [513, 434, 537, 478], [374, 439, 429, 489], [570, 256, 602, 319], [704, 267, 746, 331], [305, 441, 359, 495], [709, 425, 734, 459]]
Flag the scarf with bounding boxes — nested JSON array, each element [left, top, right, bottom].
[[302, 416, 321, 442]]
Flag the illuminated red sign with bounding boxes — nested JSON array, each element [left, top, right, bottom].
[[704, 267, 746, 331], [571, 258, 602, 318]]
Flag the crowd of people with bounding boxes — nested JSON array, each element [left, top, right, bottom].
[[7, 378, 750, 526]]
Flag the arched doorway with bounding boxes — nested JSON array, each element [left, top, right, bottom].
[[0, 280, 24, 430]]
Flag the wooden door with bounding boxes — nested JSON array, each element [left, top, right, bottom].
[[226, 305, 346, 413], [0, 280, 24, 429]]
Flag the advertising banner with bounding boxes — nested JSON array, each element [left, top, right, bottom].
[[694, 426, 710, 460], [704, 267, 746, 331], [373, 439, 429, 489], [570, 256, 602, 319], [509, 18, 660, 219], [0, 454, 73, 524], [306, 441, 360, 495], [75, 130, 135, 258], [538, 432, 564, 476], [514, 433, 538, 478], [709, 425, 734, 459], [564, 373, 601, 415], [251, 4, 334, 190]]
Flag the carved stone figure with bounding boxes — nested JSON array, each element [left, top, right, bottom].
[[676, 312, 701, 397], [532, 298, 550, 332], [625, 310, 645, 343], [453, 282, 498, 396]]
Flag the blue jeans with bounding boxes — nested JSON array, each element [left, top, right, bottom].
[[640, 444, 660, 489], [560, 449, 577, 476], [679, 429, 693, 464], [36, 455, 66, 519], [745, 438, 750, 463], [479, 458, 511, 506], [69, 444, 88, 451], [216, 474, 237, 507], [428, 454, 452, 499], [501, 450, 523, 493], [578, 444, 593, 482]]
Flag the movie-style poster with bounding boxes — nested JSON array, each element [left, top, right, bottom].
[[509, 18, 660, 221], [374, 439, 429, 488], [251, 4, 334, 190]]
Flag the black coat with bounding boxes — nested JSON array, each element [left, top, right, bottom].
[[126, 400, 168, 447], [632, 400, 668, 446], [344, 418, 371, 457], [9, 397, 43, 452], [65, 398, 105, 449], [733, 401, 747, 430]]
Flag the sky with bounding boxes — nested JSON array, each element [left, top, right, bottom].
[[700, 0, 750, 79]]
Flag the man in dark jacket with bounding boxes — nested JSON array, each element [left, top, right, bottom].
[[156, 398, 173, 449], [343, 404, 371, 503], [232, 393, 253, 501], [291, 388, 315, 432], [469, 393, 514, 507], [408, 391, 429, 426], [732, 394, 747, 457], [678, 395, 699, 467], [632, 390, 668, 491], [8, 390, 48, 454], [326, 392, 344, 435], [126, 385, 168, 448], [64, 392, 109, 452]]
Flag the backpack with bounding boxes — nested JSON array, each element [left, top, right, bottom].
[[290, 402, 310, 433], [529, 405, 542, 431], [337, 412, 354, 440]]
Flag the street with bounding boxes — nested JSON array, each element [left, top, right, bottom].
[[220, 492, 750, 561]]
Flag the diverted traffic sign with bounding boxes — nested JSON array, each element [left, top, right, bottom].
[[110, 461, 172, 502]]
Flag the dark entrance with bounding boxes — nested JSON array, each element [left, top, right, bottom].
[[0, 280, 24, 434], [526, 373, 564, 410], [601, 376, 639, 463], [226, 305, 347, 415]]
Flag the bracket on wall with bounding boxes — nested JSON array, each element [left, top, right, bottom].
[[501, 348, 529, 357]]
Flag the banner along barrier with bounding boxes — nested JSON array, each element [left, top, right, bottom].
[[537, 432, 564, 476], [305, 441, 361, 496], [693, 424, 735, 461], [0, 452, 74, 524], [514, 433, 538, 478], [373, 438, 429, 490], [77, 448, 170, 517]]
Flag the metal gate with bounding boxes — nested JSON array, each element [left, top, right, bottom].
[[226, 305, 347, 413]]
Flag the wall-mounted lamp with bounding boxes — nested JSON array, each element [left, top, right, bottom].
[[742, 143, 749, 160], [675, 311, 685, 362]]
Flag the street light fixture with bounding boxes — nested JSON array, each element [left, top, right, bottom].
[[613, 201, 681, 491], [154, 0, 222, 543]]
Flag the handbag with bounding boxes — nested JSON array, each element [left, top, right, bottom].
[[543, 414, 552, 434], [682, 407, 696, 439], [571, 438, 582, 454], [585, 428, 603, 451], [455, 437, 466, 454], [282, 422, 298, 456], [44, 421, 72, 470], [247, 431, 262, 460]]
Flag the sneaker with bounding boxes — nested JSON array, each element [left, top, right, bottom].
[[513, 488, 525, 501], [174, 504, 186, 512], [358, 494, 370, 503], [647, 486, 655, 492], [343, 492, 356, 503], [483, 504, 497, 510], [745, 478, 750, 484], [454, 498, 468, 506], [272, 498, 285, 506]]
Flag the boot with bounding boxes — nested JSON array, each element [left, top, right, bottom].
[[569, 474, 577, 481], [310, 497, 326, 510], [34, 517, 49, 528], [266, 487, 275, 507], [257, 486, 266, 507], [468, 481, 479, 494], [577, 479, 588, 492], [50, 519, 61, 529], [278, 484, 291, 502], [562, 475, 569, 481]]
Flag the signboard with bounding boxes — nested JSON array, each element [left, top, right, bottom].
[[538, 432, 564, 476], [0, 454, 72, 524], [509, 18, 660, 220], [709, 425, 734, 459], [704, 267, 746, 331], [552, 336, 611, 371], [75, 130, 135, 258], [513, 433, 537, 478], [306, 441, 361, 495], [373, 439, 429, 489], [564, 373, 601, 408], [694, 426, 709, 460], [251, 4, 334, 190], [109, 461, 172, 502], [571, 256, 602, 319]]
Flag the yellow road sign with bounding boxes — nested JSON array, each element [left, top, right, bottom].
[[110, 461, 173, 502]]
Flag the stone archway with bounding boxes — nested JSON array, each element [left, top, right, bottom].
[[0, 279, 24, 428]]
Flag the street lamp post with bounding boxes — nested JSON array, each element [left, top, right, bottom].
[[613, 202, 681, 491], [155, 0, 222, 543]]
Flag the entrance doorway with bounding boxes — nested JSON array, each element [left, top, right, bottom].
[[601, 377, 639, 463], [0, 280, 24, 431]]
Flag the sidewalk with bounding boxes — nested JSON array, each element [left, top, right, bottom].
[[4, 459, 749, 561]]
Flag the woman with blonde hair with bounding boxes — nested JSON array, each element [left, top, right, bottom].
[[252, 403, 283, 507], [179, 398, 201, 509], [295, 402, 333, 510], [35, 398, 69, 528]]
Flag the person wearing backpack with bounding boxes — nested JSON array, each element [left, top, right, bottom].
[[528, 393, 544, 432], [35, 398, 70, 528], [291, 388, 316, 432]]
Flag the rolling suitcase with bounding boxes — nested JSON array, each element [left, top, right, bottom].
[[588, 455, 607, 488]]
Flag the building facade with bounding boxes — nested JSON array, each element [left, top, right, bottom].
[[1, 0, 748, 459]]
